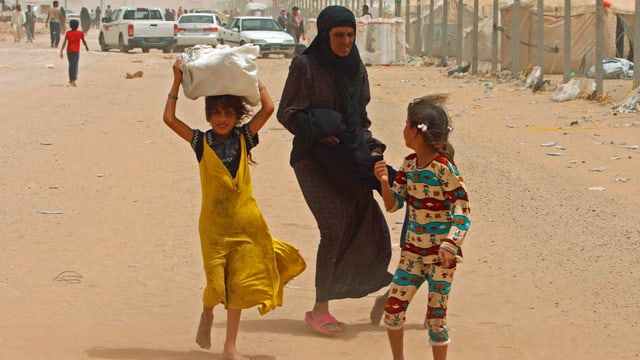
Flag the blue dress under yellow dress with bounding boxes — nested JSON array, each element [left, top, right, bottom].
[[192, 125, 305, 314]]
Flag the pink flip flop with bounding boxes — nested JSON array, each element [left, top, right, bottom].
[[305, 311, 346, 336]]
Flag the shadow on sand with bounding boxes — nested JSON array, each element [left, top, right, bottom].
[[85, 347, 275, 360], [85, 317, 399, 359]]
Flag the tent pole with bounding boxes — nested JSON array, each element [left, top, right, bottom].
[[595, 0, 603, 97], [634, 0, 639, 89], [563, 0, 570, 83]]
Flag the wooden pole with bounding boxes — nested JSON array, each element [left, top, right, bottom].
[[595, 0, 603, 96], [536, 0, 544, 71], [456, 0, 463, 67], [426, 0, 434, 55], [563, 0, 571, 83], [441, 0, 448, 65], [492, 0, 498, 72], [634, 0, 640, 88], [472, 0, 478, 74], [416, 0, 422, 53], [512, 0, 521, 75], [406, 0, 411, 47]]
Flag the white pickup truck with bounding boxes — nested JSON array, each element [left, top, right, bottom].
[[99, 7, 177, 53]]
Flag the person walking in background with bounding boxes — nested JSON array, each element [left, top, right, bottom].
[[80, 7, 91, 34], [95, 6, 101, 28], [373, 94, 471, 360], [277, 8, 287, 29], [25, 4, 36, 42], [286, 6, 305, 44], [59, 6, 66, 32], [104, 5, 112, 20], [164, 8, 174, 21], [59, 19, 89, 87], [10, 4, 25, 43], [277, 5, 393, 336], [361, 4, 372, 20], [163, 59, 306, 359], [46, 1, 62, 47]]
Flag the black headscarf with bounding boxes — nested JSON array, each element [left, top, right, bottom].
[[303, 6, 365, 131], [304, 5, 362, 78]]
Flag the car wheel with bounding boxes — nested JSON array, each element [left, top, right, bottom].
[[118, 34, 129, 53], [142, 47, 150, 53], [219, 38, 224, 45], [99, 33, 108, 52], [162, 46, 172, 53]]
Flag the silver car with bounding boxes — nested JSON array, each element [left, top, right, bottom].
[[174, 13, 223, 52], [219, 16, 295, 58]]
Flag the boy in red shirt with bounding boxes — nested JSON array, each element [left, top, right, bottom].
[[59, 19, 89, 87]]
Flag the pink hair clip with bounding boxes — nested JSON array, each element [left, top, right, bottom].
[[417, 123, 428, 132]]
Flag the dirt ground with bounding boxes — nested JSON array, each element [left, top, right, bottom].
[[1, 22, 639, 360]]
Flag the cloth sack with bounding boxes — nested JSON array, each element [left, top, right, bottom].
[[179, 44, 260, 105]]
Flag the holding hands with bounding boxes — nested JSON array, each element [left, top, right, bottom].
[[374, 159, 389, 183]]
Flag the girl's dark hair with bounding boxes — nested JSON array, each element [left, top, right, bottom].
[[407, 94, 456, 165], [204, 95, 256, 163], [204, 95, 251, 121]]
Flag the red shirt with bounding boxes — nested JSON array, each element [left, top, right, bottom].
[[65, 30, 84, 53]]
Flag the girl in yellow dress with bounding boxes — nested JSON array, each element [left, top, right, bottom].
[[163, 59, 306, 360]]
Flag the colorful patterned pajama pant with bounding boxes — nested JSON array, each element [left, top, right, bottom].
[[383, 253, 456, 345]]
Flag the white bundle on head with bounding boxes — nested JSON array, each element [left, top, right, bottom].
[[179, 44, 260, 105]]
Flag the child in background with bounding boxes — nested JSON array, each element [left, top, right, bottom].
[[163, 59, 305, 360], [373, 94, 471, 360], [59, 19, 89, 87]]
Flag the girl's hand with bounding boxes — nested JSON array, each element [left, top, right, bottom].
[[172, 59, 183, 82], [59, 52, 63, 59], [438, 248, 456, 268], [374, 160, 388, 182]]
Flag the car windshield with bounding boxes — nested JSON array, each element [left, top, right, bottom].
[[242, 19, 281, 31], [179, 15, 213, 24]]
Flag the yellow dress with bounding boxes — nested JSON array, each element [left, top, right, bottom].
[[198, 134, 305, 314]]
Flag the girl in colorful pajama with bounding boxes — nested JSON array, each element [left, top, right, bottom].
[[374, 94, 471, 360]]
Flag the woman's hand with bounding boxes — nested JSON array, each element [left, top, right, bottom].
[[374, 160, 388, 182]]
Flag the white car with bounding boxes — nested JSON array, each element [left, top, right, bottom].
[[174, 13, 224, 52], [219, 16, 295, 58]]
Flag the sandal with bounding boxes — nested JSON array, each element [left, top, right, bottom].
[[305, 311, 346, 335]]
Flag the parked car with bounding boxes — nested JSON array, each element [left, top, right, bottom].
[[65, 10, 80, 23], [218, 16, 295, 58], [192, 8, 227, 24], [174, 13, 223, 52], [99, 7, 176, 53]]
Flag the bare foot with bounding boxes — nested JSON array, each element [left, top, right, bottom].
[[222, 348, 250, 360], [195, 311, 213, 349]]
